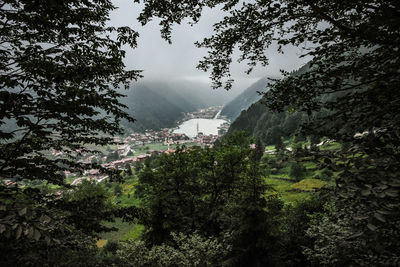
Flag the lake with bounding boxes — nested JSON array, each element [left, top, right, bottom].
[[173, 118, 227, 138]]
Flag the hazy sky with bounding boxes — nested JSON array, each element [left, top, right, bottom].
[[109, 0, 310, 94]]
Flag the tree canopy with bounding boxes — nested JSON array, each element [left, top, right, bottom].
[[1, 0, 400, 265], [0, 0, 140, 263], [137, 0, 400, 265], [1, 0, 141, 184]]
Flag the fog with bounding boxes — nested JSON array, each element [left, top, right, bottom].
[[109, 0, 310, 98]]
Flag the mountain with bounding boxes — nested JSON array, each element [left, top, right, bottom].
[[221, 78, 268, 121], [119, 80, 235, 132], [166, 80, 233, 107], [228, 100, 308, 145], [228, 64, 311, 145], [120, 83, 193, 132]]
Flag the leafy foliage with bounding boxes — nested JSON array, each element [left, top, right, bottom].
[[135, 132, 282, 265], [137, 0, 400, 264], [1, 0, 141, 184], [117, 232, 231, 267], [0, 181, 118, 266], [0, 0, 140, 264], [289, 162, 306, 182]]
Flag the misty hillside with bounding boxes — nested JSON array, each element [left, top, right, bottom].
[[221, 78, 268, 121], [119, 81, 232, 132], [166, 80, 234, 107]]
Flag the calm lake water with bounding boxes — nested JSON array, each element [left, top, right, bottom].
[[173, 118, 227, 138]]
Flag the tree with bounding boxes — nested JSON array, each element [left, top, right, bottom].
[[0, 181, 118, 266], [117, 233, 231, 267], [136, 1, 400, 264], [289, 162, 306, 182], [135, 133, 280, 265], [107, 151, 120, 162], [114, 183, 123, 196], [0, 0, 140, 264], [1, 0, 141, 183], [125, 163, 133, 176], [252, 138, 264, 162], [274, 137, 285, 152]]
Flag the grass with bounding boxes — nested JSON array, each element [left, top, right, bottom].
[[121, 224, 144, 241], [266, 176, 294, 192], [265, 150, 329, 204], [283, 191, 311, 203], [100, 218, 136, 243], [303, 161, 318, 170], [291, 178, 326, 191], [114, 191, 141, 207], [320, 142, 341, 151], [99, 176, 143, 243], [265, 176, 312, 203], [111, 177, 141, 207]]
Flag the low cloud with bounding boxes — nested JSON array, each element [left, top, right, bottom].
[[110, 0, 309, 93]]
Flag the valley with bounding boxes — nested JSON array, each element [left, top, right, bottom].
[[62, 106, 231, 186], [2, 1, 398, 265]]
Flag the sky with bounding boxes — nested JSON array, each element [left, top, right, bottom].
[[109, 0, 310, 96]]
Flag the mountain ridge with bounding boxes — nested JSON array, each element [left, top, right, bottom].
[[220, 77, 269, 121]]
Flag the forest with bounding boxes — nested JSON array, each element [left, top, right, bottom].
[[1, 0, 399, 266]]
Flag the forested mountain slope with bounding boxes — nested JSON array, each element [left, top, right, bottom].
[[221, 78, 268, 121], [120, 83, 190, 132], [228, 64, 310, 144], [228, 101, 307, 145]]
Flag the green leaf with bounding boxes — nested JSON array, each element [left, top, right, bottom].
[[33, 229, 41, 241], [40, 215, 51, 224], [361, 189, 371, 196], [16, 226, 22, 239], [384, 189, 399, 197], [0, 224, 6, 234], [347, 231, 363, 239], [374, 212, 386, 223], [27, 227, 34, 239], [353, 215, 368, 220], [367, 223, 377, 231], [45, 235, 51, 245], [18, 207, 27, 216]]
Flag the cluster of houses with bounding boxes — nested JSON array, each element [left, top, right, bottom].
[[194, 133, 219, 146], [68, 148, 178, 185], [183, 106, 222, 120], [59, 107, 233, 185], [114, 129, 190, 147], [2, 107, 235, 188]]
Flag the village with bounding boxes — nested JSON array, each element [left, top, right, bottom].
[[62, 106, 231, 185]]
